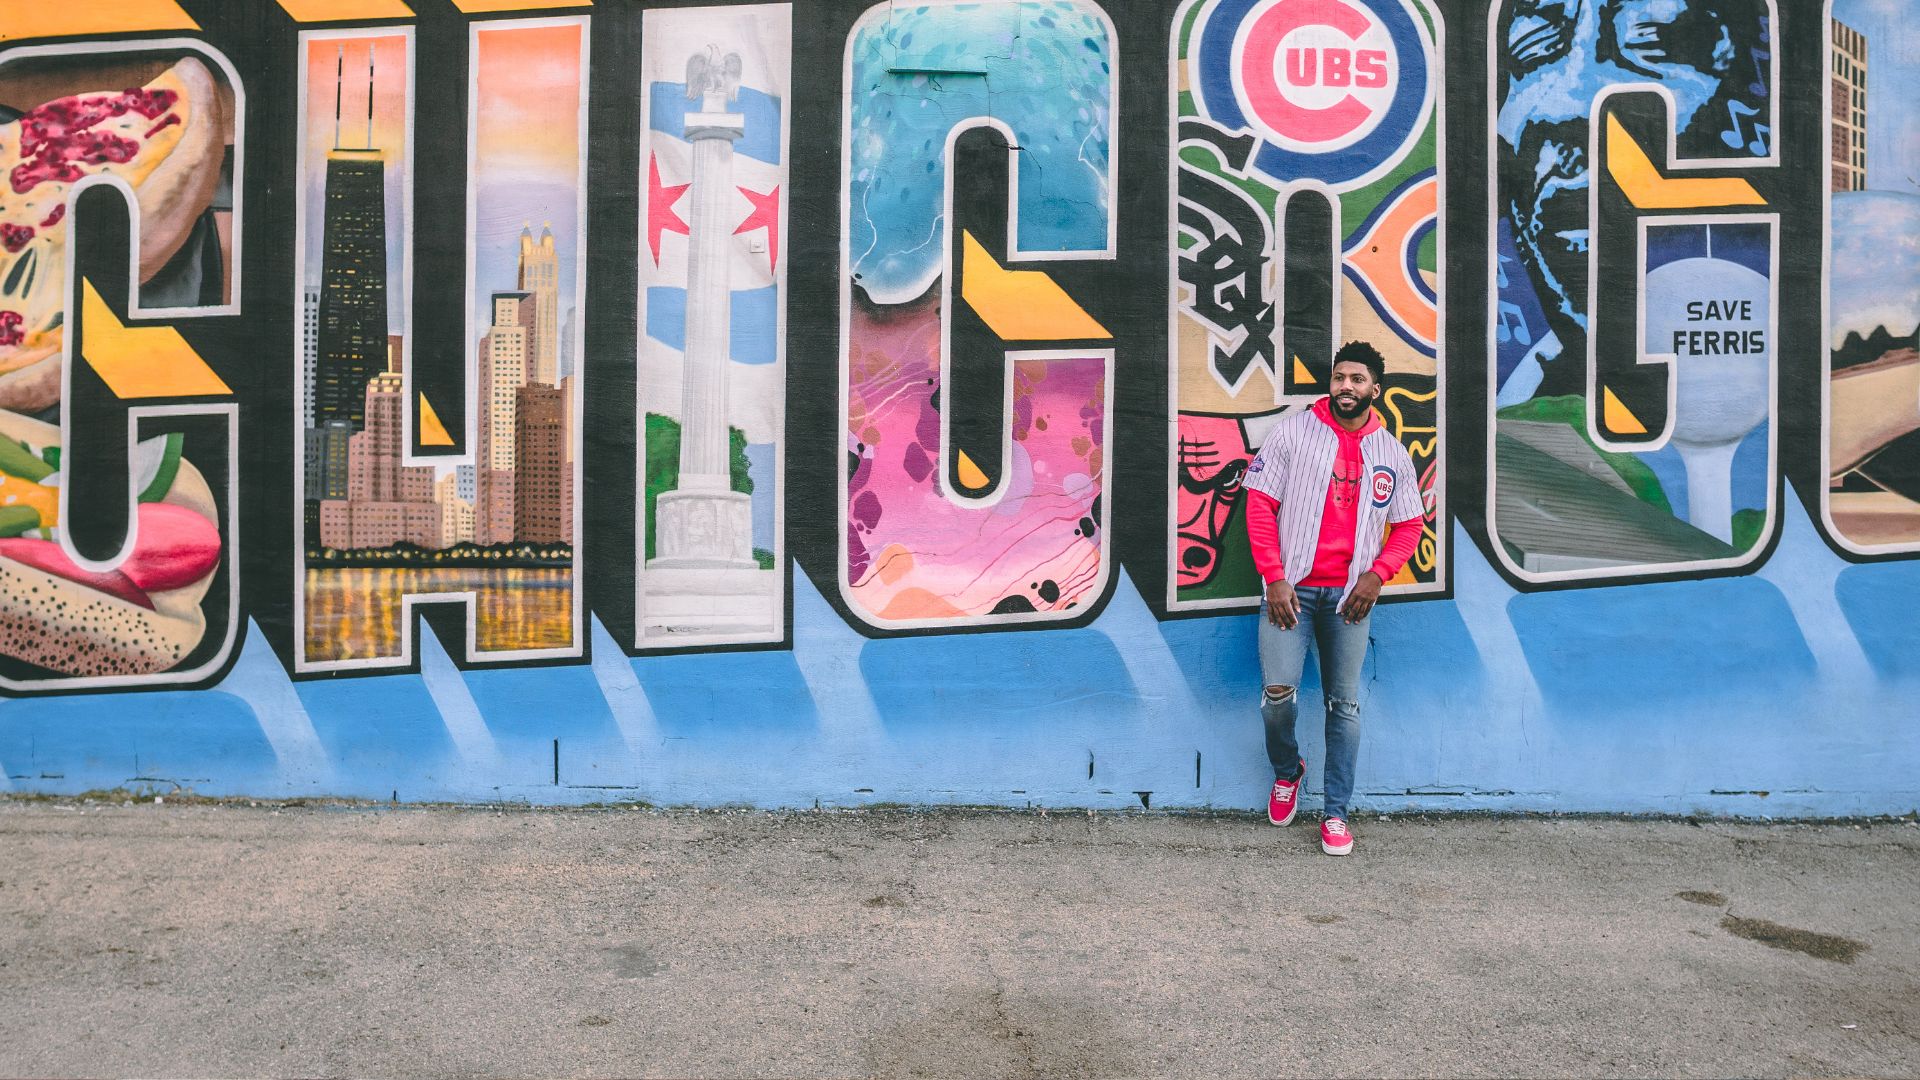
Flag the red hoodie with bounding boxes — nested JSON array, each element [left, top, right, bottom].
[[1246, 397, 1422, 587]]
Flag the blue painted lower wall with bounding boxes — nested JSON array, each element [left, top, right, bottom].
[[3, 499, 1916, 817]]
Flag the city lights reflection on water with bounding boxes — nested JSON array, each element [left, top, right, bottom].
[[304, 568, 574, 661]]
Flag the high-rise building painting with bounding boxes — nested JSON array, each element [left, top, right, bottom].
[[311, 42, 389, 433], [475, 290, 530, 545], [295, 18, 587, 670], [319, 372, 441, 550], [301, 287, 319, 428], [520, 225, 561, 387], [1833, 19, 1868, 193], [515, 384, 567, 543]]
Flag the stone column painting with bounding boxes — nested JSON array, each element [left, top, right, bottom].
[[635, 4, 790, 647]]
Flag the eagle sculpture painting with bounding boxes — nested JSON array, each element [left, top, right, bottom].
[[686, 47, 743, 104]]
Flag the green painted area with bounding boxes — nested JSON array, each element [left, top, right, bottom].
[[643, 413, 756, 563], [1177, 0, 1204, 49], [1175, 497, 1263, 605], [1175, 119, 1436, 240], [1495, 396, 1674, 515], [1731, 509, 1767, 554]]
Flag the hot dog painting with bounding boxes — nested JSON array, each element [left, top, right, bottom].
[[0, 410, 222, 677]]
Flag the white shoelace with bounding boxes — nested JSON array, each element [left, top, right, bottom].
[[1324, 819, 1349, 837]]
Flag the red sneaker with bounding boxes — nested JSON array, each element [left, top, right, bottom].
[[1320, 816, 1354, 856], [1267, 762, 1304, 826]]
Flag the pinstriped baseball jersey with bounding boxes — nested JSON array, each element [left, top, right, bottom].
[[1242, 402, 1425, 602]]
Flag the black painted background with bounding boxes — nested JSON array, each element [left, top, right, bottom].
[[0, 0, 1846, 692]]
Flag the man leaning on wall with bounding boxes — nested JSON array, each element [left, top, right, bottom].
[[1241, 341, 1424, 856]]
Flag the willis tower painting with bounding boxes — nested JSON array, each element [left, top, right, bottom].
[[312, 45, 387, 434]]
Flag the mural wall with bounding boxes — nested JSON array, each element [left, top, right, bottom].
[[0, 0, 1915, 817]]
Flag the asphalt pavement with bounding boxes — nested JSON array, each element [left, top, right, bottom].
[[2, 799, 1916, 1078]]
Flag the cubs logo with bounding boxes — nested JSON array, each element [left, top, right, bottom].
[[1369, 464, 1395, 507], [1190, 0, 1434, 191]]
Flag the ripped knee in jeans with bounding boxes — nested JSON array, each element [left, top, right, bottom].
[[1263, 684, 1295, 705]]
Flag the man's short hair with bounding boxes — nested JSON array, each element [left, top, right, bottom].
[[1333, 341, 1387, 384]]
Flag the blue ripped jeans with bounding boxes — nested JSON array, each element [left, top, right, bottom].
[[1259, 584, 1369, 820]]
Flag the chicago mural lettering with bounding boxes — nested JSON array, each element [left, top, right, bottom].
[[0, 0, 1905, 696]]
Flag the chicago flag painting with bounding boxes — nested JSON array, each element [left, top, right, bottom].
[[635, 3, 791, 648]]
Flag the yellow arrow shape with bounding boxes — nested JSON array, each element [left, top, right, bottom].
[[960, 231, 1110, 341], [80, 280, 231, 400], [1601, 386, 1648, 436], [955, 449, 990, 490], [1605, 114, 1764, 210], [449, 0, 588, 10], [0, 0, 196, 41], [275, 0, 415, 19], [418, 393, 454, 446]]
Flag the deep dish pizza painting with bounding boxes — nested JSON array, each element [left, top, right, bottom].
[[0, 44, 238, 683]]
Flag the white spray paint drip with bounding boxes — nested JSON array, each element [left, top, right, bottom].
[[221, 619, 331, 790], [590, 615, 660, 756], [791, 561, 886, 745], [1758, 486, 1873, 683], [418, 620, 502, 770]]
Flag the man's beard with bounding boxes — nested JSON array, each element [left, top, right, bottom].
[[1331, 392, 1371, 420]]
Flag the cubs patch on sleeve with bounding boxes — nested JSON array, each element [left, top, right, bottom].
[[1241, 418, 1294, 504], [1385, 446, 1425, 523], [1368, 464, 1396, 508]]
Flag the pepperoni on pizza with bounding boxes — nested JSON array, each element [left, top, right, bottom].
[[0, 55, 226, 413]]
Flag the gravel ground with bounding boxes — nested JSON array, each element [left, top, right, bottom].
[[1, 800, 1916, 1079]]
